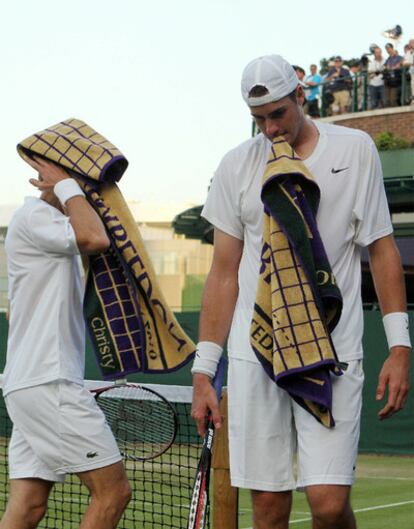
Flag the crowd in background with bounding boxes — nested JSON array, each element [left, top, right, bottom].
[[293, 39, 414, 117]]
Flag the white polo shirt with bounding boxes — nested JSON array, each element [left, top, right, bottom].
[[368, 58, 385, 87], [202, 122, 393, 363], [3, 197, 85, 396]]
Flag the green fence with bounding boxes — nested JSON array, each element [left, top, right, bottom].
[[1, 311, 413, 453]]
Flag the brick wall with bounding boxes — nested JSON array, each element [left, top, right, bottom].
[[321, 106, 414, 143]]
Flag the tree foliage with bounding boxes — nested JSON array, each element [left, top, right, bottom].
[[375, 131, 412, 151]]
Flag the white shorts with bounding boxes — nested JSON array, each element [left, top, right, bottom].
[[227, 357, 364, 491], [5, 381, 122, 482]]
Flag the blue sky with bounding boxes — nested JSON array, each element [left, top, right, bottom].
[[1, 1, 413, 206]]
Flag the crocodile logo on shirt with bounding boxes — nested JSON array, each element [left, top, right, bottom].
[[86, 451, 98, 458]]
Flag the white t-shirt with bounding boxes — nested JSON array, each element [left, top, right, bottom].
[[403, 49, 414, 74], [202, 122, 393, 363], [368, 58, 385, 87], [3, 197, 85, 396]]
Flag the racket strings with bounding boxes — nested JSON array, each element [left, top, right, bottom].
[[96, 385, 177, 460], [100, 398, 175, 439]]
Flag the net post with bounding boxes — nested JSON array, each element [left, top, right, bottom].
[[211, 391, 238, 529]]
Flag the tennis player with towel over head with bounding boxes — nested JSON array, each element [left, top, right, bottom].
[[1, 155, 131, 529], [191, 54, 411, 529]]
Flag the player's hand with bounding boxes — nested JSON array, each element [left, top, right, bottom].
[[24, 155, 69, 191], [191, 373, 222, 437], [376, 347, 411, 420]]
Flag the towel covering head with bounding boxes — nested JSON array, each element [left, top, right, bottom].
[[16, 118, 196, 379], [17, 118, 128, 184]]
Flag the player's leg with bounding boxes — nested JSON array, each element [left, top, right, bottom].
[[251, 490, 292, 529], [60, 382, 131, 527], [55, 382, 131, 527], [6, 383, 130, 526], [340, 90, 351, 115], [77, 461, 131, 529], [306, 484, 356, 529], [0, 416, 58, 529], [295, 360, 364, 529], [227, 358, 296, 528], [331, 92, 340, 115], [0, 479, 53, 529]]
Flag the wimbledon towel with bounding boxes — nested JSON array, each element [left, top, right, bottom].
[[251, 136, 343, 428], [17, 118, 195, 379]]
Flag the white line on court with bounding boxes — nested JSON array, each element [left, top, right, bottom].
[[353, 500, 414, 513], [243, 500, 414, 528], [240, 508, 310, 515], [359, 476, 414, 481]]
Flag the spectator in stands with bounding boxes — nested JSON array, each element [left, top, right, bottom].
[[368, 45, 385, 109], [349, 63, 359, 76], [321, 60, 336, 116], [383, 43, 403, 107], [402, 40, 414, 104], [293, 65, 307, 88], [349, 61, 364, 111], [304, 64, 322, 117], [325, 56, 352, 114]]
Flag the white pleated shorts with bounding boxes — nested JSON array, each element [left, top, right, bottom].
[[5, 380, 122, 482], [227, 357, 364, 491]]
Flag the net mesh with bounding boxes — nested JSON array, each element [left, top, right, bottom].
[[0, 379, 208, 529]]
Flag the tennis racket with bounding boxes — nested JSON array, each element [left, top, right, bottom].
[[92, 383, 178, 461], [187, 356, 227, 529]]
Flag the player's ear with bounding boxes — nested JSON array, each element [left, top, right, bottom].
[[295, 85, 306, 105]]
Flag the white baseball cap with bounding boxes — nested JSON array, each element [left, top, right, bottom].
[[241, 54, 298, 107]]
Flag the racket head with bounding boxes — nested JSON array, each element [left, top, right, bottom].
[[93, 383, 178, 461]]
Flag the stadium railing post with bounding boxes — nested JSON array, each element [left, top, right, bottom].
[[352, 76, 358, 113], [362, 72, 368, 111], [211, 391, 239, 529], [400, 67, 407, 106]]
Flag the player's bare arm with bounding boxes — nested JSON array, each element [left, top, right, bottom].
[[25, 155, 110, 254], [368, 234, 411, 419], [191, 229, 243, 436]]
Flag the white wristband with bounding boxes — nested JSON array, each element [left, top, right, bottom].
[[54, 179, 85, 206], [191, 341, 223, 378], [382, 312, 411, 350]]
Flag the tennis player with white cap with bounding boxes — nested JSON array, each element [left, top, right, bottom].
[[191, 55, 411, 529]]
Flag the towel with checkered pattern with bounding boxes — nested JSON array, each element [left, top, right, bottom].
[[251, 136, 343, 427], [17, 118, 195, 379]]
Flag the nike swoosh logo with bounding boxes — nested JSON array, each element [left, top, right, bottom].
[[331, 167, 349, 174]]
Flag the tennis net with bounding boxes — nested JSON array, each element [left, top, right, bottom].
[[0, 378, 208, 529]]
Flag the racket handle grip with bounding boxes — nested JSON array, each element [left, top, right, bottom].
[[212, 356, 227, 401]]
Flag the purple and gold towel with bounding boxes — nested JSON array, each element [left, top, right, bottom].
[[17, 118, 195, 379], [251, 137, 343, 428]]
